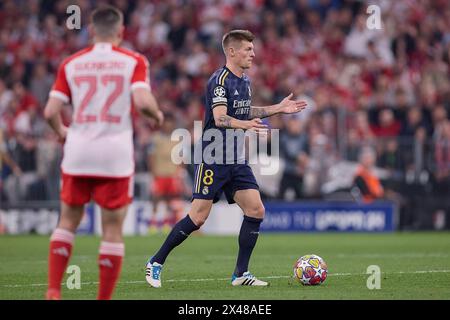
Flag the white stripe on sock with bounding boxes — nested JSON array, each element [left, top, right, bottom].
[[99, 241, 125, 256], [50, 228, 75, 244]]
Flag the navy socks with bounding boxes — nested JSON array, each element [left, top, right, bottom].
[[151, 215, 199, 265], [234, 215, 263, 277]]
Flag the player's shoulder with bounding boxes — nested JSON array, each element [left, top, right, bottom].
[[112, 46, 149, 65], [208, 67, 231, 88], [60, 45, 95, 67]]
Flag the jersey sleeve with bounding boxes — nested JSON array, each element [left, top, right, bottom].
[[210, 83, 228, 109], [131, 54, 151, 91], [49, 61, 71, 103]]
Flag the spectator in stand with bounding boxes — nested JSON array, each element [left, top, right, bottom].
[[432, 105, 448, 136], [167, 9, 188, 51], [4, 126, 40, 203], [392, 89, 411, 124], [0, 79, 13, 120], [354, 110, 375, 141], [304, 123, 336, 198], [0, 49, 12, 81], [346, 128, 362, 162], [370, 108, 402, 138], [0, 127, 22, 202], [433, 119, 450, 197], [400, 107, 430, 174], [377, 138, 406, 198], [343, 14, 375, 58], [401, 106, 430, 138], [29, 63, 54, 109], [12, 82, 38, 120], [353, 147, 384, 203], [278, 115, 309, 200]]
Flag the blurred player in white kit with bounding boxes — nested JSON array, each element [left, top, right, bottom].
[[43, 5, 163, 300]]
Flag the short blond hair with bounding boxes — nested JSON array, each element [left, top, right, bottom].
[[222, 30, 255, 52]]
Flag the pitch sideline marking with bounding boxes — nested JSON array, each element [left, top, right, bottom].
[[2, 269, 450, 288]]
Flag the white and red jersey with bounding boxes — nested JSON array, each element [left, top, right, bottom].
[[49, 42, 151, 177]]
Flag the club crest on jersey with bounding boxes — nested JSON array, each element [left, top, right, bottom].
[[214, 86, 226, 97], [202, 186, 209, 195]]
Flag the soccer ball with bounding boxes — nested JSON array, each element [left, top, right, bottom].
[[293, 254, 328, 285]]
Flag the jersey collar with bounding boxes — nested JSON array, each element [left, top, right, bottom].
[[224, 66, 245, 80], [93, 42, 113, 51]]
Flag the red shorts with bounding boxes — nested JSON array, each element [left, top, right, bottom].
[[152, 176, 182, 198], [61, 172, 133, 210]]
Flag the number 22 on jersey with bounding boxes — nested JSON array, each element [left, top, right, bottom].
[[74, 74, 124, 124]]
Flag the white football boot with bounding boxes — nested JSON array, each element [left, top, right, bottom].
[[145, 258, 163, 288], [231, 271, 269, 286]]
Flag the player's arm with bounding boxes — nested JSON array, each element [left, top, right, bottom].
[[43, 96, 68, 142], [0, 138, 22, 176], [213, 105, 267, 131], [132, 88, 163, 126], [131, 54, 163, 127], [44, 60, 71, 142], [249, 93, 307, 119]]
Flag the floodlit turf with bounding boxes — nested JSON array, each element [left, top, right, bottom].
[[0, 232, 449, 300]]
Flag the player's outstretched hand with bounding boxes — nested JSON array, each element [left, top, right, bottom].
[[279, 93, 307, 114]]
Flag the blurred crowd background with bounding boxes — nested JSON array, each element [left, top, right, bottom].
[[0, 0, 449, 229]]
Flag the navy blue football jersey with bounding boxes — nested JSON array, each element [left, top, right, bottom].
[[202, 66, 252, 164]]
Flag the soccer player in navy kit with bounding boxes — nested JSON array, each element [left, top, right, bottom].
[[146, 30, 307, 287]]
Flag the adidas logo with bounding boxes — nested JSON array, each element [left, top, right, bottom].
[[99, 258, 114, 268], [234, 89, 239, 95], [52, 247, 69, 257]]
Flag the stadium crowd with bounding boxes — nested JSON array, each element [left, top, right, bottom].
[[0, 0, 449, 229]]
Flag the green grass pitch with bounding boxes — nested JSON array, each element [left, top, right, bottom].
[[1, 232, 449, 300]]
